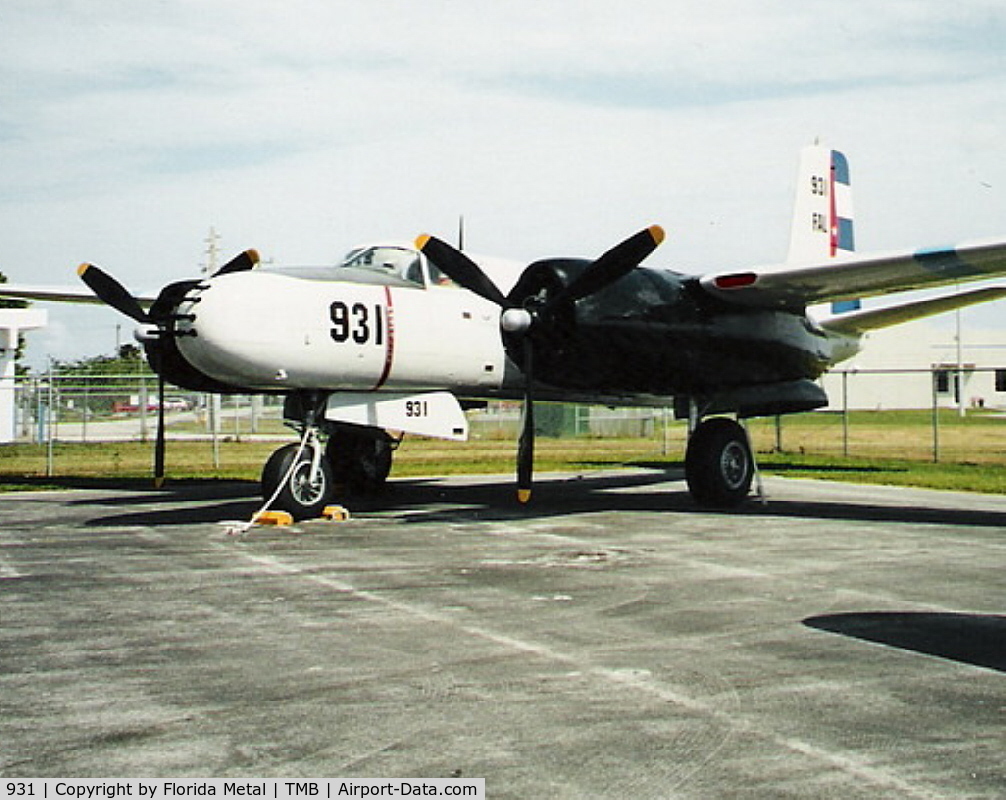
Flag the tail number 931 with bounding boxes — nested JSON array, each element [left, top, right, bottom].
[[330, 301, 384, 345]]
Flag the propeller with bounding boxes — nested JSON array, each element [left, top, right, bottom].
[[414, 236, 510, 308], [76, 251, 258, 487], [77, 263, 150, 324], [416, 225, 665, 502], [77, 263, 170, 486], [213, 248, 260, 277]]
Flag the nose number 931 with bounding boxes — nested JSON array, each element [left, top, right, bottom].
[[329, 301, 384, 345]]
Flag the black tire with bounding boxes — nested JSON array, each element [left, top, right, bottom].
[[685, 417, 753, 508], [261, 443, 334, 520], [325, 429, 393, 495]]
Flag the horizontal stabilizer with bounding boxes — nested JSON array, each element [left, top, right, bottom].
[[819, 285, 1006, 335], [700, 239, 1006, 310]]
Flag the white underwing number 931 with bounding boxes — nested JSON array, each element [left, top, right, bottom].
[[330, 301, 384, 345]]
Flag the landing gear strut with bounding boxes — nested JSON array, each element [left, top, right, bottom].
[[684, 417, 754, 508], [261, 434, 334, 521], [261, 394, 399, 520], [260, 394, 335, 520]]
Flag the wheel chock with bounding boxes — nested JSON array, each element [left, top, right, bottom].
[[322, 505, 351, 522], [254, 510, 294, 527]]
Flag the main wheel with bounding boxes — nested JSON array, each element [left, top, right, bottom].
[[261, 443, 334, 520], [326, 429, 394, 494], [685, 417, 753, 508]]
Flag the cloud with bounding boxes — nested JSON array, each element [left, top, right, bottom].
[[1, 0, 1006, 365]]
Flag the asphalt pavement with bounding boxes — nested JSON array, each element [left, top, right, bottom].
[[1, 469, 1004, 798]]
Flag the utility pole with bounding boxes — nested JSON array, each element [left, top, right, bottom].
[[956, 286, 966, 418], [203, 226, 221, 276]]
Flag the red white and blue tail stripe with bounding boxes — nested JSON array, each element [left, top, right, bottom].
[[787, 144, 858, 312]]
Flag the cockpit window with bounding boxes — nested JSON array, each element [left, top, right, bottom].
[[341, 246, 424, 284], [426, 261, 456, 287], [337, 245, 457, 288]]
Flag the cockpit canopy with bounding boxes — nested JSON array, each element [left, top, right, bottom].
[[339, 245, 453, 287]]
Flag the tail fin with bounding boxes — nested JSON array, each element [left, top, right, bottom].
[[788, 143, 858, 312]]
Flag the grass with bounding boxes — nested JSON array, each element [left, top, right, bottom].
[[3, 408, 1006, 495], [756, 451, 1006, 494]]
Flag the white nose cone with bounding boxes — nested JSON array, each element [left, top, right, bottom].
[[501, 308, 533, 333]]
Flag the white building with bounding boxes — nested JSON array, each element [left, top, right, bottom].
[[819, 319, 1006, 411], [0, 308, 47, 442]]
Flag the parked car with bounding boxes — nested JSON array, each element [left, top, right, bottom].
[[112, 397, 190, 413]]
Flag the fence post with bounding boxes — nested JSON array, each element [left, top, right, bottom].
[[209, 393, 221, 469], [139, 376, 148, 443], [250, 394, 260, 433], [931, 369, 940, 463], [842, 371, 850, 457], [233, 395, 241, 441], [662, 407, 670, 456], [81, 377, 88, 443], [46, 362, 54, 477]]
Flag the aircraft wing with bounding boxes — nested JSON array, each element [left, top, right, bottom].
[[698, 239, 1006, 310], [817, 285, 1006, 335], [0, 283, 157, 307]]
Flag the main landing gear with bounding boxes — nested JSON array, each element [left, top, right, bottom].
[[260, 394, 397, 520], [684, 416, 756, 508]]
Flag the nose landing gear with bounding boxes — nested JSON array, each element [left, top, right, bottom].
[[260, 392, 398, 520], [261, 430, 335, 521]]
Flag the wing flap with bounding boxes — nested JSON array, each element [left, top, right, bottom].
[[700, 239, 1006, 309]]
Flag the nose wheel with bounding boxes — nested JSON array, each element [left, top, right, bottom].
[[261, 430, 335, 521]]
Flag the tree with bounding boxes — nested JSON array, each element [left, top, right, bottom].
[[51, 345, 156, 415], [0, 272, 27, 310]]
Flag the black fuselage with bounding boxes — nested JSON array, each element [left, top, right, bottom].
[[510, 260, 833, 399]]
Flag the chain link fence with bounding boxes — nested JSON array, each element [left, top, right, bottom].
[[2, 368, 1005, 476], [6, 373, 285, 445]]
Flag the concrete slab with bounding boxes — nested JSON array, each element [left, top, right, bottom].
[[1, 470, 1004, 798]]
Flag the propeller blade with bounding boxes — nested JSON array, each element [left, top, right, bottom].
[[77, 263, 150, 323], [153, 370, 166, 488], [547, 225, 665, 308], [415, 234, 511, 308], [213, 249, 260, 277], [516, 345, 534, 503]]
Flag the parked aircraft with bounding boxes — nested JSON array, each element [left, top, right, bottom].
[[4, 144, 1006, 518]]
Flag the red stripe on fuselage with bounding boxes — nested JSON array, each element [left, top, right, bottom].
[[372, 285, 395, 391]]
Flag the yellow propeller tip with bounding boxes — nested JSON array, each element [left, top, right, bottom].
[[517, 489, 532, 504], [415, 234, 431, 250], [76, 263, 91, 277], [246, 248, 261, 265], [648, 225, 666, 246]]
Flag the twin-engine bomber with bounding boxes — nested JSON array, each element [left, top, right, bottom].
[[5, 144, 1006, 517]]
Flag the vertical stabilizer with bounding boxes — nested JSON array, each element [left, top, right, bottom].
[[787, 143, 857, 311]]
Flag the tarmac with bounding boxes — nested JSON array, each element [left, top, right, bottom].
[[1, 468, 1004, 798]]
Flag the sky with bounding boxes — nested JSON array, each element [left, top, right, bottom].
[[2, 0, 1006, 368]]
